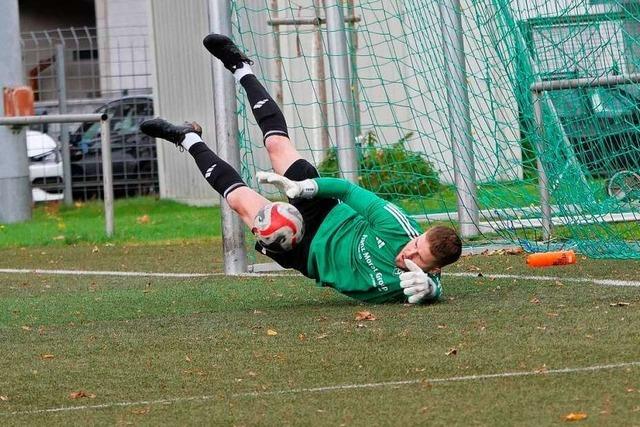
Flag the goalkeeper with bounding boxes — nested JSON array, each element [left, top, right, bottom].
[[140, 33, 462, 304]]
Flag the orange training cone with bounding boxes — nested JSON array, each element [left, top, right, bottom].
[[526, 250, 576, 267]]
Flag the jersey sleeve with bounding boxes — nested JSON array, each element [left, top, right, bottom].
[[314, 177, 420, 238]]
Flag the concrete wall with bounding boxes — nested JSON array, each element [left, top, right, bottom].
[[148, 0, 218, 205], [95, 0, 152, 96]]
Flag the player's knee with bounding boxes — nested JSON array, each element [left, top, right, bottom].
[[265, 135, 293, 155]]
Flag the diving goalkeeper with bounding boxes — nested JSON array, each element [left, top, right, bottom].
[[140, 33, 462, 304]]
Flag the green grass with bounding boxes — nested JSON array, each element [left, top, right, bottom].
[[1, 244, 639, 425], [0, 197, 221, 248]]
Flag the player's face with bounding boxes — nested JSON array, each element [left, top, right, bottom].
[[395, 232, 438, 272]]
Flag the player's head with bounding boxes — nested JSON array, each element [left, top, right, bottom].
[[395, 226, 462, 272]]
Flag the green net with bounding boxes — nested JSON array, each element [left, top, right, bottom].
[[230, 0, 640, 259]]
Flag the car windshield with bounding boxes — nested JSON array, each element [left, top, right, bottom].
[[77, 98, 152, 149]]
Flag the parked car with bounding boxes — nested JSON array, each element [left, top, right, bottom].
[[545, 82, 640, 177], [69, 96, 157, 199], [26, 130, 64, 202]]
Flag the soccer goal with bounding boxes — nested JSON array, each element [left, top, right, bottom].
[[212, 0, 640, 270]]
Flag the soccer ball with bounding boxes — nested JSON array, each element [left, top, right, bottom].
[[252, 202, 304, 252]]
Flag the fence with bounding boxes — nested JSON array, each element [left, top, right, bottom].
[[20, 26, 156, 201]]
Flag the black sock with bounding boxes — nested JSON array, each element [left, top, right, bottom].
[[188, 142, 246, 198], [239, 74, 289, 143]]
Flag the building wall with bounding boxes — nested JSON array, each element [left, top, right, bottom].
[[95, 0, 152, 96], [148, 0, 218, 205]]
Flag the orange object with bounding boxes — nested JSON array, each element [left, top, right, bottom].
[[526, 250, 576, 267], [3, 86, 35, 116]]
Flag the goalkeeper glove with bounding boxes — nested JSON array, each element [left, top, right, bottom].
[[400, 259, 441, 304], [256, 171, 318, 199]]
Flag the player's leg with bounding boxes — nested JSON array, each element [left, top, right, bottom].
[[203, 34, 302, 176], [140, 118, 268, 227]]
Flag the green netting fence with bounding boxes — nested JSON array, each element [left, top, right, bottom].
[[229, 0, 640, 259]]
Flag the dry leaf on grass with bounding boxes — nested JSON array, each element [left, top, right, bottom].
[[0, 396, 8, 401], [21, 325, 32, 331], [69, 390, 96, 399], [267, 329, 278, 336], [564, 412, 587, 421], [41, 354, 55, 360], [131, 406, 150, 415], [136, 214, 151, 224], [446, 348, 458, 356], [610, 302, 630, 307], [355, 311, 376, 321]]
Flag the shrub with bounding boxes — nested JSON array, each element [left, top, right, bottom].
[[317, 131, 441, 201]]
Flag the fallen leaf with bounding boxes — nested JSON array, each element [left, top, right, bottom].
[[610, 302, 630, 307], [267, 329, 278, 336], [534, 364, 548, 374], [437, 324, 447, 329], [355, 311, 376, 321], [21, 325, 32, 331], [92, 246, 99, 254], [0, 396, 8, 401], [298, 333, 306, 341], [136, 214, 151, 224], [316, 333, 328, 339], [69, 390, 96, 399], [185, 355, 192, 362], [41, 354, 55, 360], [564, 412, 587, 421], [131, 406, 150, 415], [446, 348, 458, 356], [530, 297, 541, 304]]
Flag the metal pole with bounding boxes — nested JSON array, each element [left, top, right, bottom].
[[0, 113, 106, 125], [56, 44, 73, 206], [270, 0, 284, 107], [0, 0, 31, 223], [209, 0, 248, 275], [531, 91, 552, 240], [100, 118, 114, 237], [440, 0, 479, 238], [324, 0, 358, 183], [346, 0, 361, 137], [313, 0, 330, 156]]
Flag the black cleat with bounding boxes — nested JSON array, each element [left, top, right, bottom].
[[203, 33, 253, 72], [140, 118, 202, 147]]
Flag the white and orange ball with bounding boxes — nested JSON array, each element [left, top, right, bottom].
[[253, 202, 304, 252]]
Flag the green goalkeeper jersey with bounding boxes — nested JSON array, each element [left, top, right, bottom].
[[306, 178, 442, 304]]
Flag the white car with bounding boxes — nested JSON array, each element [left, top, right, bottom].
[[26, 130, 64, 202]]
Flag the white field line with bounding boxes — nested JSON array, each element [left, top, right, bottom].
[[3, 361, 640, 416], [448, 272, 640, 287], [0, 268, 639, 287]]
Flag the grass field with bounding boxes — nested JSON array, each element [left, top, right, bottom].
[[1, 236, 640, 425]]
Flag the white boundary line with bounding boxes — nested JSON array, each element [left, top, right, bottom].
[[448, 272, 640, 287], [1, 268, 639, 287], [3, 361, 639, 416]]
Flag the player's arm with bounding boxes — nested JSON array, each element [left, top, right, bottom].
[[257, 172, 408, 228]]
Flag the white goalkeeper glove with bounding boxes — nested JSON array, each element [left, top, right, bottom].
[[256, 171, 318, 199], [400, 259, 440, 304]]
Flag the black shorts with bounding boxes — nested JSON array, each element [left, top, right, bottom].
[[254, 159, 338, 277]]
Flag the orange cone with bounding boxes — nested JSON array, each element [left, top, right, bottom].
[[526, 250, 576, 267]]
